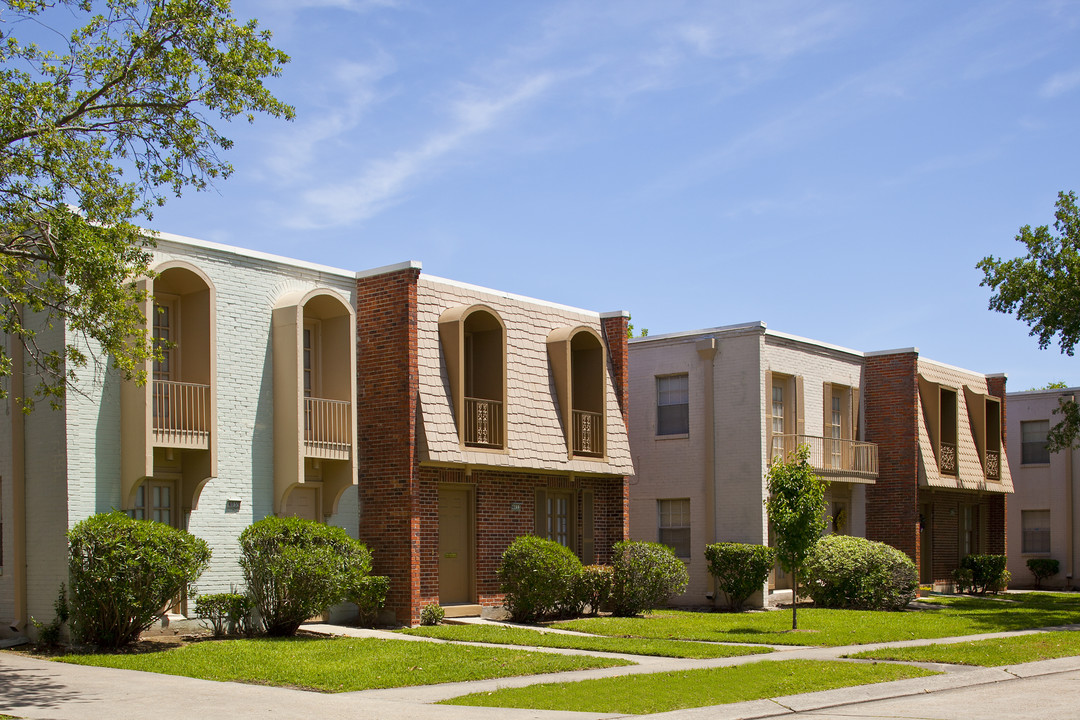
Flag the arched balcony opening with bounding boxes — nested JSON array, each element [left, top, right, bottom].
[[439, 305, 506, 449], [548, 326, 606, 459]]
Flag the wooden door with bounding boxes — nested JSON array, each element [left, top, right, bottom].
[[439, 487, 472, 604]]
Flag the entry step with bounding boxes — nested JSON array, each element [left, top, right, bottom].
[[442, 603, 483, 618]]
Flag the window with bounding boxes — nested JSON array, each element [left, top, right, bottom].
[[656, 374, 689, 435], [152, 298, 177, 382], [658, 498, 691, 559], [1022, 420, 1051, 465], [829, 393, 842, 467], [303, 320, 320, 399], [127, 481, 175, 526], [939, 388, 958, 476], [959, 504, 979, 559], [1022, 510, 1051, 554]]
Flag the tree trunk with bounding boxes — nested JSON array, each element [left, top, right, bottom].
[[792, 569, 798, 630]]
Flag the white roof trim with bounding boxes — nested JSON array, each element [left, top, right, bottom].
[[628, 321, 766, 344], [420, 273, 601, 318], [764, 329, 864, 358], [355, 260, 423, 279], [149, 230, 355, 278], [864, 347, 920, 357]]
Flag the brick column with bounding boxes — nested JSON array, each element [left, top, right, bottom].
[[986, 373, 1008, 555], [600, 311, 630, 424], [356, 264, 421, 624]]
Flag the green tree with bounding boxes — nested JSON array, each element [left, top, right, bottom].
[[764, 444, 827, 630], [0, 0, 293, 409], [977, 191, 1080, 451]]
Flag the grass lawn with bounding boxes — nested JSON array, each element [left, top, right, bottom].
[[848, 630, 1080, 666], [441, 659, 938, 713], [54, 636, 630, 692], [553, 593, 1080, 647], [400, 624, 771, 658]]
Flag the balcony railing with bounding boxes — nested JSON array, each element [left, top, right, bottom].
[[152, 380, 210, 449], [939, 441, 958, 475], [769, 434, 878, 479], [984, 449, 1001, 480], [464, 396, 503, 448], [572, 409, 603, 457], [304, 397, 352, 460]]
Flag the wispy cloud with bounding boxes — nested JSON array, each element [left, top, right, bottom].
[[282, 74, 554, 229], [264, 0, 399, 12], [1040, 67, 1080, 98]]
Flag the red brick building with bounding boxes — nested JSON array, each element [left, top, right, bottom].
[[864, 349, 1011, 586], [355, 262, 633, 624]]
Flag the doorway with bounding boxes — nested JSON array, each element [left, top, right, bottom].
[[438, 486, 474, 605]]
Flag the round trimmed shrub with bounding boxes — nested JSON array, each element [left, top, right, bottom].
[[960, 554, 1009, 594], [68, 512, 211, 648], [569, 565, 614, 616], [348, 575, 390, 627], [704, 543, 776, 611], [802, 535, 917, 611], [610, 541, 689, 617], [1027, 557, 1060, 589], [239, 516, 372, 636], [498, 535, 582, 623]]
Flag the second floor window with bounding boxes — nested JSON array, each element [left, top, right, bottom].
[[1021, 420, 1051, 464], [153, 298, 177, 381], [657, 374, 689, 435]]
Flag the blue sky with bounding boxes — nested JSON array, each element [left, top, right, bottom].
[[147, 0, 1080, 391]]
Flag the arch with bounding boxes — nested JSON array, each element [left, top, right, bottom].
[[547, 325, 607, 458], [439, 304, 507, 449]]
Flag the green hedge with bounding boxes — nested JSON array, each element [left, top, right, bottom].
[[959, 554, 1010, 594], [68, 512, 210, 647], [802, 535, 917, 611], [497, 536, 582, 622], [1027, 558, 1060, 589], [704, 543, 776, 611], [610, 541, 689, 617]]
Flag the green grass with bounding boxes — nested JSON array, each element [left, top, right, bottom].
[[442, 659, 938, 713], [400, 624, 771, 658], [848, 630, 1080, 666], [54, 636, 630, 692], [553, 593, 1080, 647]]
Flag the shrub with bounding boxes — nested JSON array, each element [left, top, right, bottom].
[[802, 535, 917, 611], [194, 593, 254, 637], [960, 554, 1009, 595], [498, 536, 582, 623], [31, 584, 69, 647], [68, 512, 210, 648], [348, 575, 390, 627], [239, 516, 372, 636], [569, 565, 614, 616], [952, 567, 974, 594], [420, 603, 445, 626], [609, 541, 689, 617], [1027, 558, 1060, 589], [704, 543, 776, 611]]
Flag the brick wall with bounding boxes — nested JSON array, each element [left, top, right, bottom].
[[356, 267, 421, 624], [602, 314, 630, 423], [864, 352, 920, 560]]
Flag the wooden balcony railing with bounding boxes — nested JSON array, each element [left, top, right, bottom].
[[464, 396, 503, 448], [572, 409, 603, 457], [984, 449, 1001, 480], [939, 441, 958, 475], [304, 397, 352, 460], [769, 434, 878, 479], [152, 380, 210, 449]]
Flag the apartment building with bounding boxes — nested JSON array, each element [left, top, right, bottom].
[[1004, 387, 1078, 588]]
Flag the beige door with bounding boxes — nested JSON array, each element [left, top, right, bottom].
[[439, 487, 472, 604], [920, 503, 932, 583]]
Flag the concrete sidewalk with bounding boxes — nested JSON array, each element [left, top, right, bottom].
[[2, 623, 1079, 720]]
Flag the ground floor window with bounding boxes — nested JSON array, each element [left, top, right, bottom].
[[1022, 509, 1051, 554], [658, 498, 691, 559], [128, 480, 175, 526], [959, 504, 979, 559]]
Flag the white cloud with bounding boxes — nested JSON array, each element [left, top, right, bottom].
[[283, 74, 553, 229], [1040, 67, 1080, 98]]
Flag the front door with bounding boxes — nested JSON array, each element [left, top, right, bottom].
[[920, 503, 933, 583], [438, 487, 472, 605]]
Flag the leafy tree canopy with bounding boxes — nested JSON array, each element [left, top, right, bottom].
[[765, 443, 827, 629], [0, 0, 293, 409], [978, 191, 1080, 451]]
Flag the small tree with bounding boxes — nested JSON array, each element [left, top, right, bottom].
[[765, 444, 827, 630]]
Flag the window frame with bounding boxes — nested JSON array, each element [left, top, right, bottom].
[[1021, 509, 1051, 555], [1021, 420, 1051, 465], [656, 373, 690, 436], [657, 498, 691, 560]]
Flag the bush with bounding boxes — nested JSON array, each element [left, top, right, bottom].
[[68, 512, 210, 648], [609, 541, 689, 617], [31, 585, 69, 647], [348, 575, 390, 627], [704, 543, 776, 611], [569, 565, 614, 616], [194, 593, 254, 637], [952, 567, 974, 594], [802, 535, 917, 611], [960, 554, 1009, 595], [239, 516, 372, 636], [1027, 558, 1060, 589], [420, 603, 445, 626], [498, 536, 582, 623]]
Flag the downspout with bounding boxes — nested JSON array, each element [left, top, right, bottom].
[[696, 338, 717, 605], [1066, 394, 1075, 587], [10, 311, 27, 631]]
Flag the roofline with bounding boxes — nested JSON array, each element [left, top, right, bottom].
[[764, 328, 864, 358], [354, 260, 423, 279], [1008, 386, 1080, 397], [628, 321, 767, 345], [918, 355, 1004, 379], [420, 273, 603, 318], [150, 230, 356, 279], [864, 347, 920, 357]]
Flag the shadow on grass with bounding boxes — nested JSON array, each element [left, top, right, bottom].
[[930, 593, 1080, 633]]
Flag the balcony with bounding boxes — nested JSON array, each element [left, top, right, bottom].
[[464, 397, 503, 448], [984, 449, 1000, 480], [939, 441, 958, 475], [769, 434, 878, 480], [572, 409, 604, 457], [152, 380, 211, 449], [304, 397, 352, 460]]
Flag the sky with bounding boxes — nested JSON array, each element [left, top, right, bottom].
[[142, 0, 1080, 391]]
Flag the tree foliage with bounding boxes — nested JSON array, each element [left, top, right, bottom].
[[978, 191, 1080, 451], [764, 444, 827, 629], [0, 0, 292, 408]]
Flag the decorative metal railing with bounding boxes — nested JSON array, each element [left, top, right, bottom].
[[984, 449, 1001, 480], [152, 380, 210, 448], [572, 409, 604, 457], [939, 441, 958, 475], [464, 396, 503, 448], [769, 434, 878, 478], [304, 397, 352, 460]]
